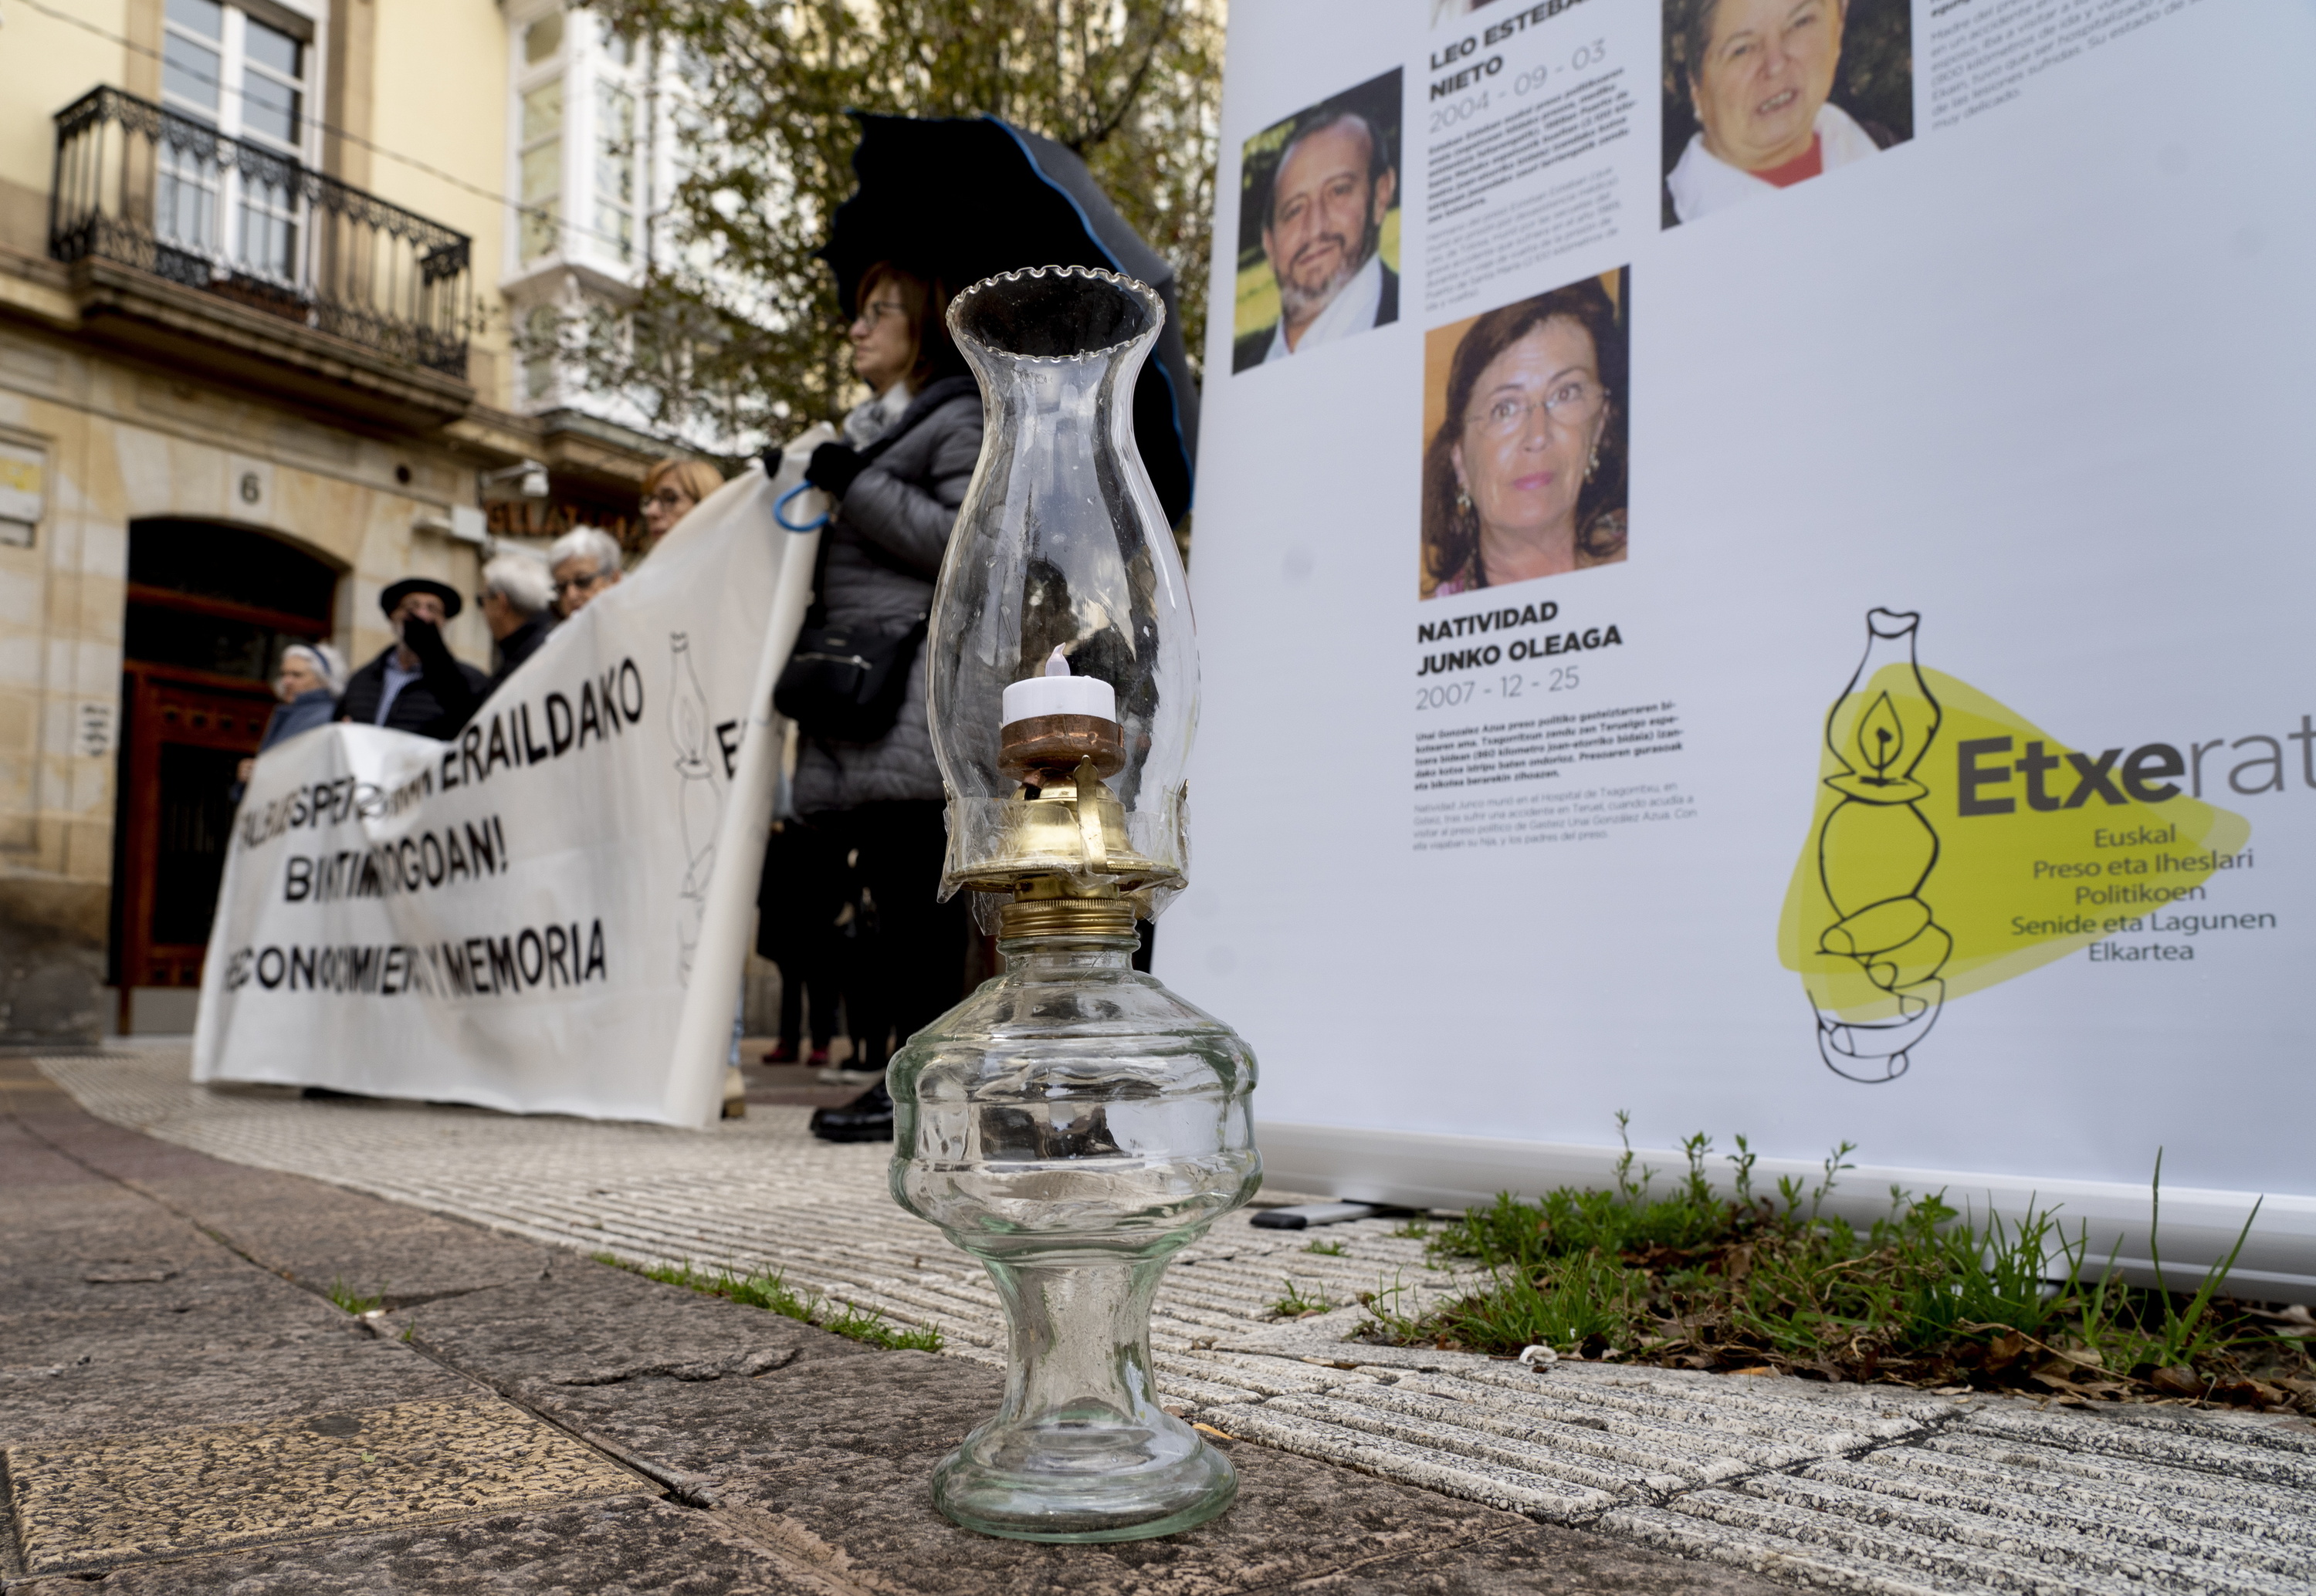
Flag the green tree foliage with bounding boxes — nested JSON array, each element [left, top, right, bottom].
[[560, 0, 1224, 451]]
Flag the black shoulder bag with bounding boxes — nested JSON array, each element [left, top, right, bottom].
[[772, 395, 957, 744], [772, 547, 928, 743]]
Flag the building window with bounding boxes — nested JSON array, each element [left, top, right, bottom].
[[520, 306, 562, 403], [158, 0, 317, 283], [516, 12, 565, 264], [594, 77, 637, 263], [507, 5, 650, 276]]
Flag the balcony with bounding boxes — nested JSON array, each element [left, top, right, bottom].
[[49, 87, 476, 424]]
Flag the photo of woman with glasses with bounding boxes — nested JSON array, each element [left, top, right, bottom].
[[1420, 271, 1628, 599]]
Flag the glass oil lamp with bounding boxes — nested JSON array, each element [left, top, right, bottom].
[[889, 265, 1261, 1542]]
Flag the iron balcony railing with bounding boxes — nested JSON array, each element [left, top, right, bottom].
[[49, 87, 472, 377]]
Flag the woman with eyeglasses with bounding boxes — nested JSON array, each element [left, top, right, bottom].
[[1421, 279, 1629, 598], [640, 458, 726, 549], [779, 262, 983, 1141]]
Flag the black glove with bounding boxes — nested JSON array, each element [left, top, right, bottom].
[[399, 616, 451, 663], [397, 617, 480, 734], [804, 441, 867, 499], [758, 442, 782, 479]]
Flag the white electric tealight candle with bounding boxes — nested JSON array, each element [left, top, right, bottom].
[[1001, 646, 1116, 728]]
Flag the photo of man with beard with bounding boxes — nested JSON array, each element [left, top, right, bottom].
[[1233, 70, 1403, 374]]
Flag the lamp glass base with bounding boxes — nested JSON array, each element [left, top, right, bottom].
[[930, 1416, 1238, 1542], [889, 931, 1260, 1544]]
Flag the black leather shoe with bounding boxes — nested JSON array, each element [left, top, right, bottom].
[[809, 1080, 893, 1143]]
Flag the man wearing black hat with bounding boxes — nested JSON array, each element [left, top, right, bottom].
[[336, 578, 490, 738]]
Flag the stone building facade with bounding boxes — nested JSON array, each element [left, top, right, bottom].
[[0, 0, 677, 1042]]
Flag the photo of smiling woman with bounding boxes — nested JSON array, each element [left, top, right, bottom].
[[1420, 271, 1629, 600], [1661, 0, 1912, 227]]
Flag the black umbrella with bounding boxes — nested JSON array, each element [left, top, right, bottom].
[[818, 113, 1201, 526]]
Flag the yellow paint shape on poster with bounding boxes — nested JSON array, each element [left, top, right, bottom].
[[1779, 658, 2250, 1031]]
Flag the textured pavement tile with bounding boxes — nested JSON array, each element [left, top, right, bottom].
[[1962, 1408, 2316, 1492], [1733, 1469, 2311, 1595], [1796, 1453, 2316, 1579], [1650, 1486, 2155, 1596], [1918, 1430, 2316, 1530], [1254, 1389, 1667, 1496], [1200, 1402, 1615, 1521], [1287, 1521, 1816, 1595], [1593, 1504, 1960, 1596], [3, 1496, 815, 1594], [32, 1050, 2316, 1596], [6, 1398, 641, 1576]]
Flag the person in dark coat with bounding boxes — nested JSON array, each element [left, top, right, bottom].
[[335, 577, 490, 739], [793, 261, 984, 1138], [230, 641, 347, 801], [476, 550, 557, 689], [259, 641, 347, 748], [753, 819, 853, 1070]]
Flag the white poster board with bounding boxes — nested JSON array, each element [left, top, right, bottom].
[[193, 468, 819, 1128], [1165, 0, 2316, 1286]]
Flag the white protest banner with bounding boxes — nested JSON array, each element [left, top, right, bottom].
[[194, 463, 821, 1128], [1166, 0, 2316, 1284]]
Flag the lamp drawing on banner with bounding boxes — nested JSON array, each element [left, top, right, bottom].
[[889, 266, 1260, 1542], [670, 631, 725, 984], [1812, 608, 1949, 1081]]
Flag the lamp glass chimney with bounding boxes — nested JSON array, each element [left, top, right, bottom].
[[927, 267, 1196, 911]]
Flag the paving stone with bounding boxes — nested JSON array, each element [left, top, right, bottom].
[[30, 1049, 2316, 1596], [1, 1279, 359, 1366], [5, 1497, 820, 1594], [1796, 1454, 2316, 1581], [7, 1398, 639, 1577], [7, 1057, 1796, 1594], [699, 1425, 1649, 1596], [1285, 1521, 1825, 1595]]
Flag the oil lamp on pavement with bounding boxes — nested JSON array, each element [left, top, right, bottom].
[[887, 265, 1261, 1542]]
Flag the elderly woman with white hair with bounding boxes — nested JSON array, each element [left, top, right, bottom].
[[548, 525, 624, 617], [476, 549, 557, 685], [233, 641, 347, 793]]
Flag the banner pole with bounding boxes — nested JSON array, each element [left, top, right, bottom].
[[662, 472, 823, 1128]]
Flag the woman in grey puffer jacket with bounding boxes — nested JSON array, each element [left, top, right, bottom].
[[794, 262, 981, 1087]]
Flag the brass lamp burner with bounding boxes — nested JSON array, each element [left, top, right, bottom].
[[963, 713, 1181, 912], [1000, 712, 1125, 780]]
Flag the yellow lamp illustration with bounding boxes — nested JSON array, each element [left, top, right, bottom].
[[1813, 608, 1949, 1081]]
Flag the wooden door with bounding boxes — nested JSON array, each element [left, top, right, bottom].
[[115, 668, 276, 990]]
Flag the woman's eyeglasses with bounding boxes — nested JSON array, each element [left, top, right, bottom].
[[1466, 379, 1607, 440], [853, 299, 908, 329], [642, 489, 691, 510]]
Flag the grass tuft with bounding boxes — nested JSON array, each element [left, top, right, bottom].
[[326, 1276, 383, 1316], [1360, 1118, 2306, 1412], [1305, 1238, 1348, 1256], [601, 1254, 942, 1352], [1274, 1277, 1335, 1317]]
